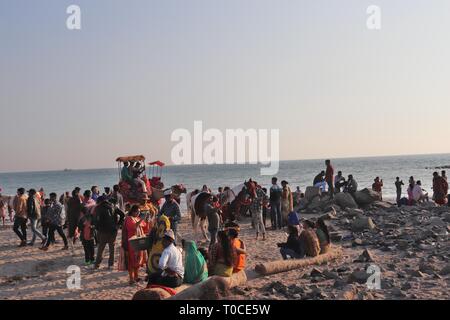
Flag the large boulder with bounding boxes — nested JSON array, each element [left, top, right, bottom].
[[351, 217, 376, 232], [305, 186, 321, 202], [353, 188, 381, 206], [334, 192, 358, 209]]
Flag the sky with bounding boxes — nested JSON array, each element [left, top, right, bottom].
[[1, 0, 450, 172]]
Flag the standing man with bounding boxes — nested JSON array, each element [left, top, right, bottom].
[[160, 190, 182, 243], [270, 177, 282, 230], [27, 189, 46, 246], [325, 160, 335, 199], [12, 188, 28, 247], [372, 177, 384, 200], [395, 177, 404, 203], [205, 195, 221, 245], [432, 172, 448, 205], [111, 184, 125, 212], [91, 186, 100, 202], [41, 193, 68, 251], [67, 189, 82, 252], [94, 196, 122, 269]]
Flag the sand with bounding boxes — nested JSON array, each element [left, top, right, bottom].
[[1, 202, 449, 300]]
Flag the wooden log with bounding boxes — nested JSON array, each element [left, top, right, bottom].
[[167, 270, 247, 300], [254, 247, 343, 276], [132, 284, 191, 300]]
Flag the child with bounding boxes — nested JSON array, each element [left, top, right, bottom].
[[78, 208, 96, 265], [226, 223, 246, 274]]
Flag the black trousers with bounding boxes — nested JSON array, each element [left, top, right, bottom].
[[44, 225, 68, 247], [95, 231, 117, 267], [148, 271, 183, 288], [13, 217, 27, 241], [82, 239, 95, 262]]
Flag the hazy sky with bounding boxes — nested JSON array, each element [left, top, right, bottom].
[[1, 0, 450, 172]]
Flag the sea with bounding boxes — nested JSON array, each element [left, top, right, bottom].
[[1, 154, 450, 211]]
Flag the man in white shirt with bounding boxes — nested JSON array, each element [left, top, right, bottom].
[[147, 230, 184, 288]]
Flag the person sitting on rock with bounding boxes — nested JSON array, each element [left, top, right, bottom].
[[299, 220, 321, 257], [334, 171, 346, 193], [315, 218, 331, 254], [344, 175, 358, 194], [372, 177, 384, 200], [278, 225, 304, 260]]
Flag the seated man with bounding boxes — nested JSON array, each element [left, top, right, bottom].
[[278, 225, 304, 260], [131, 162, 147, 194], [147, 230, 184, 288], [121, 162, 132, 183]]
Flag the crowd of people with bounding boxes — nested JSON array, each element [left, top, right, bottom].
[[1, 159, 449, 292]]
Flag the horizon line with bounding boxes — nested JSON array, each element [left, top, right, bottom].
[[1, 151, 449, 175]]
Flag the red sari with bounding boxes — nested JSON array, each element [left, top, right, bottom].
[[123, 216, 149, 270]]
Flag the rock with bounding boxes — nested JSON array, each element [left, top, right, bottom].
[[323, 270, 339, 280], [353, 188, 382, 206], [354, 249, 375, 263], [344, 208, 364, 218], [372, 201, 395, 209], [391, 288, 407, 298], [401, 282, 412, 290], [351, 217, 376, 232], [347, 270, 370, 284], [334, 192, 358, 209], [411, 270, 425, 278], [330, 232, 343, 242], [419, 262, 437, 275], [428, 217, 447, 227], [310, 268, 323, 278], [396, 240, 409, 250], [441, 213, 450, 223], [307, 196, 322, 210], [352, 238, 364, 246], [305, 186, 321, 202], [320, 208, 337, 220], [439, 264, 450, 276], [337, 285, 356, 300], [333, 278, 347, 288]]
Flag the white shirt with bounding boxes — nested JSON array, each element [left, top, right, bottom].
[[412, 185, 424, 201], [159, 243, 184, 278]]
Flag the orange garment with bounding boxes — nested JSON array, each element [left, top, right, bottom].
[[13, 195, 28, 218], [232, 238, 246, 273], [123, 216, 148, 270]]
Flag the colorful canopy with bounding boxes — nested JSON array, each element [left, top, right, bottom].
[[149, 160, 165, 167], [116, 155, 146, 162]]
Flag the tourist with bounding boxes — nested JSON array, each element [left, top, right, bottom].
[[0, 194, 6, 226], [12, 188, 28, 247], [82, 190, 96, 216], [94, 196, 122, 269], [344, 174, 358, 194], [227, 224, 246, 274], [261, 187, 269, 228], [325, 160, 335, 198], [299, 220, 321, 257], [201, 185, 211, 193], [121, 162, 132, 182], [278, 225, 304, 260], [91, 186, 100, 202], [183, 240, 208, 284], [78, 207, 95, 265], [103, 187, 112, 199], [313, 171, 325, 186], [27, 189, 46, 246], [269, 177, 282, 230], [293, 186, 302, 207], [67, 189, 82, 250], [249, 185, 266, 240], [122, 205, 148, 284], [208, 230, 236, 277], [147, 230, 184, 288], [416, 181, 429, 202], [38, 188, 45, 207], [334, 171, 346, 193], [395, 177, 404, 203], [160, 189, 181, 243], [111, 184, 125, 212], [40, 198, 52, 242], [41, 193, 68, 251], [205, 195, 221, 245], [442, 170, 447, 181], [372, 177, 384, 200], [131, 162, 147, 193], [432, 172, 448, 205], [316, 218, 331, 254], [281, 180, 293, 226]]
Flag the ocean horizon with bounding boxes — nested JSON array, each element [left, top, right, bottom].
[[1, 153, 450, 207]]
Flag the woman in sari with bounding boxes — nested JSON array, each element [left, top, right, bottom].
[[122, 205, 148, 285], [183, 240, 208, 284], [208, 231, 236, 277], [281, 181, 293, 227]]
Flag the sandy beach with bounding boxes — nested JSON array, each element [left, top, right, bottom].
[[1, 196, 449, 300]]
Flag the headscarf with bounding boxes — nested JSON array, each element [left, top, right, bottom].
[[184, 241, 208, 284]]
